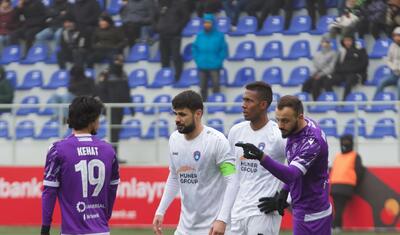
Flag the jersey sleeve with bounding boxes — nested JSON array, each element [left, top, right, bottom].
[[110, 154, 120, 186], [43, 143, 62, 188], [289, 137, 321, 175], [215, 135, 235, 166]]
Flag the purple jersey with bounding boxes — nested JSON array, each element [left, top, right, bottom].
[[286, 118, 331, 222], [42, 134, 120, 235]]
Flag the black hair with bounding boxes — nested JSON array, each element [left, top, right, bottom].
[[67, 96, 104, 130], [172, 90, 203, 112], [245, 81, 273, 107], [277, 95, 304, 116]]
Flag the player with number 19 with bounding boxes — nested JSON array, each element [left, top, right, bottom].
[[41, 96, 120, 235]]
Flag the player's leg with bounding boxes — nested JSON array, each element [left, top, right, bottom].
[[246, 214, 281, 235]]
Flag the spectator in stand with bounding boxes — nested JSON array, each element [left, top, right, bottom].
[[375, 27, 400, 99], [154, 0, 189, 81], [328, 0, 362, 39], [386, 0, 400, 34], [196, 0, 222, 17], [306, 0, 326, 30], [87, 15, 127, 69], [35, 0, 71, 47], [325, 33, 369, 101], [9, 0, 47, 57], [359, 0, 388, 39], [0, 66, 14, 114], [192, 13, 227, 101], [57, 16, 88, 69], [68, 0, 101, 42], [120, 0, 157, 47], [302, 36, 338, 101], [0, 0, 18, 51]]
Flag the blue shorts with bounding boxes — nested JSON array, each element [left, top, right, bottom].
[[293, 214, 332, 235]]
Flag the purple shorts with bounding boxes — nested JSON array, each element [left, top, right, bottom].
[[293, 214, 332, 235]]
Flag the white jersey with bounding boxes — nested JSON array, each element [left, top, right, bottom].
[[169, 126, 235, 234], [228, 120, 286, 220]]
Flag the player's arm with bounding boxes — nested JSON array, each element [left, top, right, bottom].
[[108, 155, 120, 220]]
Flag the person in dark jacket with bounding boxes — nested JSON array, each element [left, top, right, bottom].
[[325, 33, 369, 101], [154, 0, 189, 81], [68, 0, 101, 41], [0, 66, 14, 114], [0, 0, 19, 50], [97, 55, 133, 163], [330, 134, 365, 232]]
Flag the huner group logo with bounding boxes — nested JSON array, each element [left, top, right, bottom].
[[193, 151, 201, 161]]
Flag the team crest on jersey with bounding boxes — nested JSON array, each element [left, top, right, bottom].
[[258, 142, 265, 151], [193, 151, 201, 161]]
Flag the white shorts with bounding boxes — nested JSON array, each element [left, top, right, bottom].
[[229, 214, 281, 235]]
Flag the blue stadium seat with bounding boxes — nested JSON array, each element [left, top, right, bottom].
[[355, 38, 366, 49], [36, 120, 60, 139], [318, 118, 338, 137], [284, 40, 311, 60], [228, 67, 255, 87], [262, 66, 283, 85], [17, 70, 43, 90], [283, 66, 310, 87], [336, 92, 368, 113], [85, 68, 95, 79], [365, 65, 392, 86], [342, 118, 367, 137], [226, 94, 243, 114], [294, 92, 311, 102], [0, 45, 21, 64], [207, 118, 224, 134], [365, 92, 397, 113], [119, 119, 142, 139], [39, 96, 58, 116], [256, 40, 283, 60], [182, 17, 203, 37], [207, 93, 226, 114], [308, 92, 338, 113], [217, 68, 228, 86], [129, 94, 145, 114], [97, 0, 105, 9], [293, 0, 305, 9], [41, 0, 53, 7], [183, 43, 193, 62], [283, 15, 311, 35], [149, 50, 161, 63], [229, 16, 257, 36], [94, 120, 107, 139], [174, 68, 199, 88], [126, 43, 150, 62], [141, 119, 170, 139], [229, 41, 256, 61], [368, 118, 397, 139], [16, 120, 35, 139], [310, 15, 335, 35], [16, 96, 40, 115], [325, 0, 338, 8], [5, 70, 17, 88], [106, 0, 122, 15], [216, 17, 231, 33], [148, 68, 175, 88], [144, 94, 172, 115], [256, 16, 284, 35], [45, 46, 59, 64], [268, 93, 281, 112], [20, 44, 48, 64], [128, 69, 148, 88], [43, 70, 70, 89], [0, 120, 10, 139], [369, 38, 392, 59]]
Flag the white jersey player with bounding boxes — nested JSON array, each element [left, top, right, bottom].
[[153, 90, 239, 235], [228, 81, 286, 235]]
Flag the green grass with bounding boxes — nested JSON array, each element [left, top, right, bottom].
[[0, 226, 398, 235]]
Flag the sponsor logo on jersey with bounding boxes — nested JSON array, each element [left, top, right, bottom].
[[193, 151, 201, 161], [177, 166, 198, 184]]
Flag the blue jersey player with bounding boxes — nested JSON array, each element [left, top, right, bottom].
[[236, 95, 332, 235], [41, 96, 120, 235]]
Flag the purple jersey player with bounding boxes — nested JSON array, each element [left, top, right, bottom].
[[41, 96, 120, 235], [236, 95, 332, 235]]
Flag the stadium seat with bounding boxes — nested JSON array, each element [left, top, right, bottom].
[[174, 68, 199, 88], [293, 0, 306, 9], [367, 118, 397, 139], [16, 120, 35, 139], [256, 40, 283, 60], [228, 67, 255, 87], [39, 96, 60, 116], [93, 120, 107, 139], [217, 68, 228, 86], [207, 93, 226, 114], [229, 41, 256, 61], [318, 118, 338, 137], [42, 0, 52, 7], [216, 17, 231, 33], [144, 94, 172, 115], [342, 118, 367, 137], [128, 94, 145, 114], [45, 46, 59, 64], [256, 16, 284, 35], [36, 120, 60, 139], [317, 38, 338, 51], [294, 92, 311, 102], [284, 40, 311, 60], [128, 69, 148, 88], [229, 16, 257, 36], [365, 65, 392, 86], [310, 15, 335, 35], [268, 93, 281, 112], [16, 96, 40, 115], [43, 70, 70, 89], [97, 0, 105, 9], [17, 70, 43, 90], [262, 66, 283, 85], [182, 17, 203, 37], [369, 38, 392, 59], [0, 120, 9, 139], [336, 92, 368, 113], [226, 94, 243, 114], [308, 92, 338, 113], [85, 68, 95, 79], [283, 15, 311, 35], [365, 92, 397, 113], [5, 70, 17, 88], [148, 68, 175, 88], [183, 43, 193, 62], [119, 119, 142, 139], [325, 0, 338, 8], [207, 118, 224, 134], [141, 119, 170, 139], [0, 45, 21, 64], [20, 44, 48, 64], [355, 38, 366, 48], [126, 43, 150, 62], [106, 0, 122, 15], [148, 49, 161, 63], [283, 66, 310, 87]]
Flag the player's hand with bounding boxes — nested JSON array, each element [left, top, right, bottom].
[[152, 214, 164, 235], [209, 220, 226, 235], [258, 191, 289, 216], [235, 142, 264, 161]]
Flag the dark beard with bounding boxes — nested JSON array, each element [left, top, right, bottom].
[[177, 122, 196, 134], [281, 121, 298, 138], [90, 129, 97, 135]]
